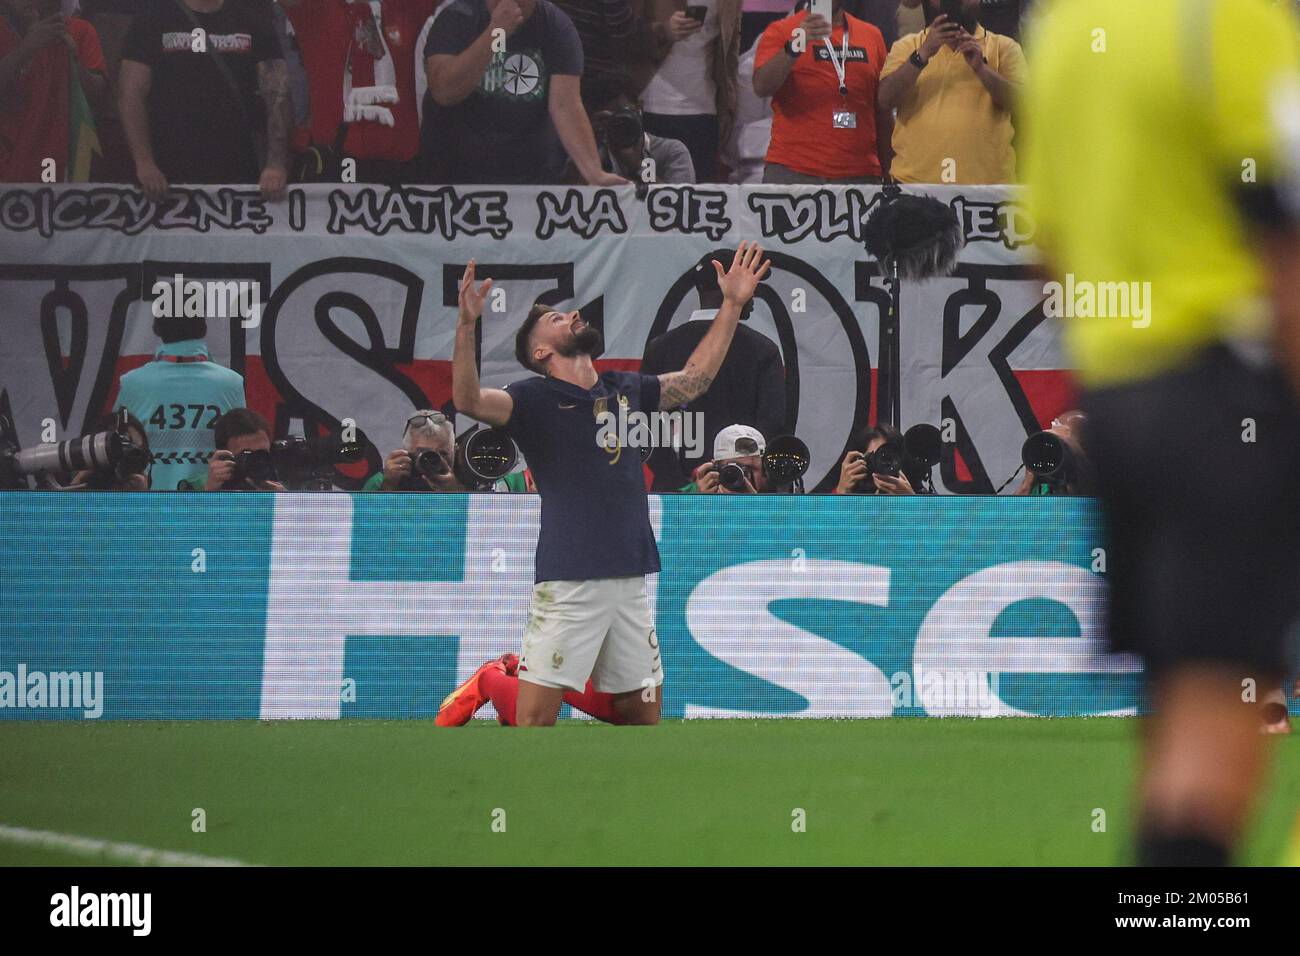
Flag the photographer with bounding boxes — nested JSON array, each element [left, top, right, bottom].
[[683, 424, 770, 493], [577, 70, 696, 184], [363, 410, 465, 492], [1015, 409, 1093, 496], [178, 408, 286, 492], [833, 424, 923, 495], [69, 411, 150, 491]]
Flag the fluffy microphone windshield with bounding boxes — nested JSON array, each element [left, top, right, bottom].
[[863, 193, 964, 281]]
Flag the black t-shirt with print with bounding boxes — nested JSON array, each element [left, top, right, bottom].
[[122, 0, 281, 184], [422, 0, 584, 184]]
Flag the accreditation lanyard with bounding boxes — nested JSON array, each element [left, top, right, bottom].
[[822, 30, 850, 98]]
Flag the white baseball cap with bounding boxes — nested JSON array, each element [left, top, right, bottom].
[[713, 424, 765, 461]]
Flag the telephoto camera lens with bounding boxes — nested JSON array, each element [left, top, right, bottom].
[[1021, 431, 1074, 486]]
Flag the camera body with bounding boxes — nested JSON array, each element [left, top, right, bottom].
[[601, 106, 644, 152], [227, 448, 278, 488], [224, 433, 364, 490], [718, 461, 750, 492], [399, 447, 453, 490]]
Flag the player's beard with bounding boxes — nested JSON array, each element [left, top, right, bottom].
[[555, 325, 604, 359]]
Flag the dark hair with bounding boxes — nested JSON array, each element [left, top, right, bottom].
[[514, 302, 553, 374], [213, 407, 270, 450], [581, 70, 640, 113], [152, 315, 208, 344]]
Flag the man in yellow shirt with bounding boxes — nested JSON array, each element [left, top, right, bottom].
[[1024, 0, 1300, 866], [880, 0, 1027, 184]]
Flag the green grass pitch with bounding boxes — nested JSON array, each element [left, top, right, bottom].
[[1, 718, 1296, 866]]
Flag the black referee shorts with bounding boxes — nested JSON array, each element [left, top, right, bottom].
[[1080, 344, 1300, 683]]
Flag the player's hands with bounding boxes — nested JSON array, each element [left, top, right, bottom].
[[489, 0, 525, 37], [666, 10, 703, 42], [136, 160, 169, 202], [458, 259, 493, 327], [382, 448, 412, 489], [714, 240, 771, 306], [919, 15, 960, 58], [801, 13, 832, 43], [205, 450, 236, 491], [872, 471, 914, 495], [835, 450, 868, 494], [692, 460, 720, 494], [259, 164, 288, 202]]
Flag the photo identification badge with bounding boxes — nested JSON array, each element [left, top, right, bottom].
[[832, 110, 857, 129]]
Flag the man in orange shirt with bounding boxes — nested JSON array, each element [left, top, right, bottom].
[[752, 0, 890, 184]]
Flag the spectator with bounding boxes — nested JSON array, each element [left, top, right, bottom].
[[0, 0, 107, 182], [551, 0, 634, 85], [879, 0, 1026, 184], [578, 69, 695, 183], [363, 410, 466, 491], [833, 423, 923, 494], [178, 408, 288, 491], [114, 313, 246, 492], [752, 0, 890, 184], [118, 0, 291, 201], [280, 0, 436, 185], [718, 34, 771, 183], [421, 0, 625, 185], [79, 0, 138, 182], [682, 424, 771, 493], [640, 0, 741, 182], [642, 253, 784, 491]]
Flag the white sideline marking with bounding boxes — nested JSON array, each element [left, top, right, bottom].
[[0, 824, 257, 867]]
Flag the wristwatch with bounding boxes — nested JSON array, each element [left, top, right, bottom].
[[784, 39, 799, 58], [909, 50, 928, 70]]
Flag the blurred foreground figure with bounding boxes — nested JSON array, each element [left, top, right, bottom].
[[1024, 0, 1300, 865]]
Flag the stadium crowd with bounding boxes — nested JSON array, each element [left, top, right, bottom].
[[0, 0, 1043, 188]]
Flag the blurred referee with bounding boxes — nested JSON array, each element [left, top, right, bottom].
[[1024, 0, 1300, 865]]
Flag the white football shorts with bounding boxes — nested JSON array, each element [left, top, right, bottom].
[[517, 576, 663, 694]]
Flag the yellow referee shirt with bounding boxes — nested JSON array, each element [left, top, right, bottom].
[[881, 26, 1028, 184], [1022, 0, 1300, 388]]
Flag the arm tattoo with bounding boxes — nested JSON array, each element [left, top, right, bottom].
[[257, 60, 292, 169], [658, 365, 714, 410]]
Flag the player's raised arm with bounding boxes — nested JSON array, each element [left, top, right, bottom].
[[452, 260, 514, 427], [658, 241, 771, 410]]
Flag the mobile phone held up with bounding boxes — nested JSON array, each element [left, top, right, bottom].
[[809, 0, 832, 23], [686, 4, 706, 23]]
